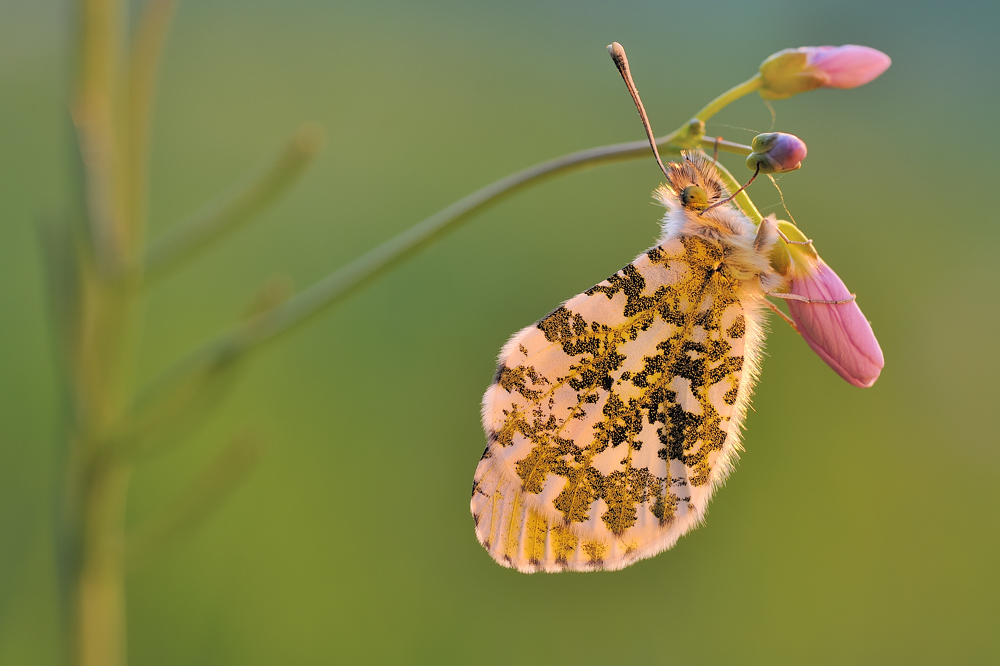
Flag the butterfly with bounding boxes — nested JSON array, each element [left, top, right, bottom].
[[470, 148, 785, 572]]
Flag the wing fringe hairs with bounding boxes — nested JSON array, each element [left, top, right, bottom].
[[472, 152, 785, 573]]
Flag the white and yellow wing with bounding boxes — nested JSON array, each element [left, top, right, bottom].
[[472, 234, 767, 572]]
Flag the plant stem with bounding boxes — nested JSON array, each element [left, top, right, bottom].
[[67, 1, 145, 665], [74, 0, 129, 274], [143, 124, 325, 281], [74, 455, 132, 666], [697, 137, 752, 156], [692, 74, 763, 123], [69, 199, 137, 666], [126, 0, 179, 250]]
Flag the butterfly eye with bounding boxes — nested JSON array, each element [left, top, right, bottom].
[[681, 185, 708, 209]]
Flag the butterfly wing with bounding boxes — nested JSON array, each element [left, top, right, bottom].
[[472, 234, 766, 572]]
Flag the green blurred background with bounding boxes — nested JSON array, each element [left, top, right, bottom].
[[2, 0, 999, 663]]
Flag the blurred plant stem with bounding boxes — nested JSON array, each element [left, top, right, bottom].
[[125, 0, 179, 255], [68, 0, 131, 664], [143, 124, 325, 281], [59, 3, 764, 662], [693, 75, 763, 123]]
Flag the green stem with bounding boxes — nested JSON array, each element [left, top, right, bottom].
[[692, 74, 763, 123], [74, 0, 129, 274], [73, 455, 131, 666], [697, 137, 752, 156], [69, 188, 137, 666], [143, 124, 325, 281], [68, 2, 138, 666], [125, 0, 179, 256]]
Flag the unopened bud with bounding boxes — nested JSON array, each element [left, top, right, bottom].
[[783, 249, 884, 388], [759, 45, 891, 100], [746, 132, 807, 174]]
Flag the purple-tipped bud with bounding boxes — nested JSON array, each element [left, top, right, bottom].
[[747, 132, 807, 174], [759, 45, 891, 100], [785, 253, 884, 388], [807, 45, 893, 89]]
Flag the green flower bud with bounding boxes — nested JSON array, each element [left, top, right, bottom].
[[745, 132, 807, 174]]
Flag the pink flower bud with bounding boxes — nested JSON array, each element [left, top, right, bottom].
[[759, 45, 891, 100], [785, 255, 884, 388], [806, 45, 892, 89], [747, 132, 807, 174]]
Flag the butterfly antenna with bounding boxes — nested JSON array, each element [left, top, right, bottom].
[[701, 163, 760, 216], [608, 42, 670, 181]]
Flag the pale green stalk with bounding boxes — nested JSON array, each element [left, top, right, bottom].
[[74, 0, 128, 272], [69, 3, 133, 666], [697, 137, 752, 156], [143, 124, 325, 280], [692, 74, 763, 123], [66, 0, 179, 664], [125, 0, 179, 251]]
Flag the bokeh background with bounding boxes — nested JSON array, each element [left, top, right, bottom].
[[2, 0, 999, 663]]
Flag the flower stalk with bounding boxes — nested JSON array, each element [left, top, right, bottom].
[[693, 75, 764, 123]]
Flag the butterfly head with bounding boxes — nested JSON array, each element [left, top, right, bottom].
[[664, 151, 728, 212], [680, 185, 708, 211]]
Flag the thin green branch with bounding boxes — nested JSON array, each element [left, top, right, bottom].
[[69, 5, 134, 666], [125, 0, 179, 246], [143, 123, 326, 281], [111, 276, 289, 460], [697, 137, 752, 156], [692, 74, 763, 123], [74, 0, 129, 273]]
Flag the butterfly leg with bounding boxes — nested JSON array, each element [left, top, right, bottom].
[[764, 298, 800, 333], [775, 228, 813, 246], [768, 292, 856, 305]]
